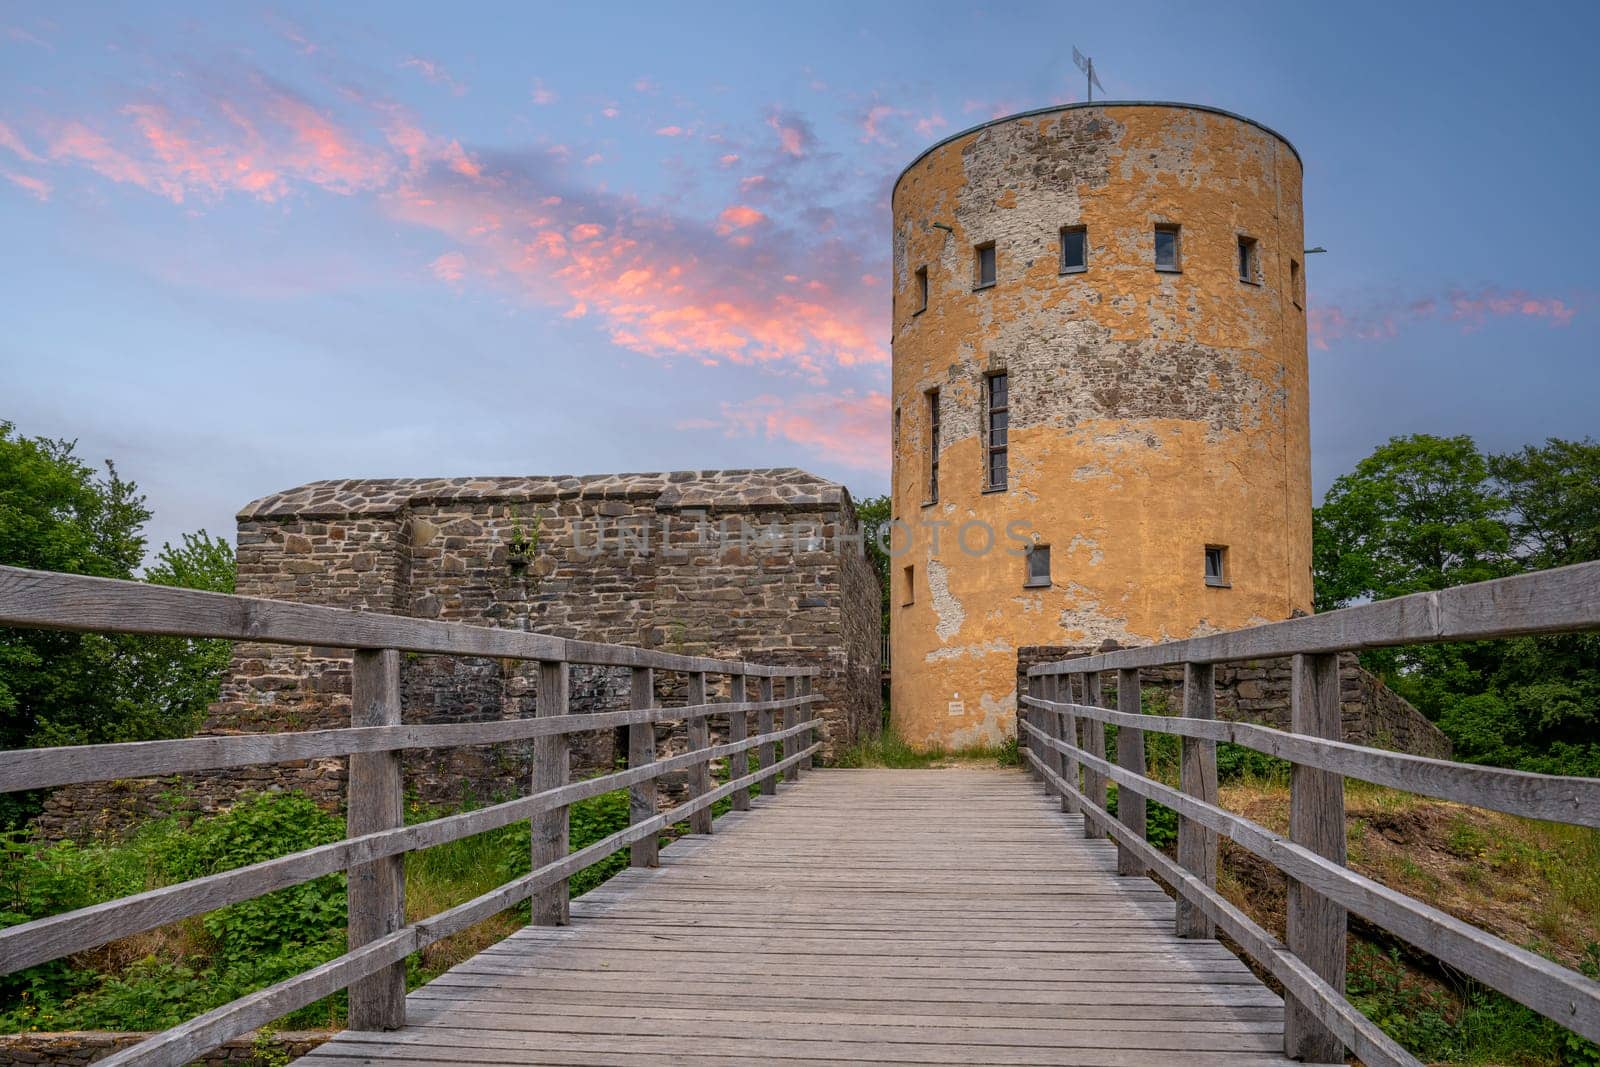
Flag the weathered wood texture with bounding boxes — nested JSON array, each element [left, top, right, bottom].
[[758, 676, 776, 797], [298, 769, 1306, 1067], [531, 660, 571, 925], [628, 667, 659, 869], [728, 674, 750, 812], [1114, 668, 1146, 877], [345, 649, 406, 1031], [1285, 653, 1348, 1062], [1029, 561, 1600, 675], [1178, 661, 1218, 939], [0, 565, 821, 677], [684, 672, 714, 835], [1079, 672, 1107, 839]]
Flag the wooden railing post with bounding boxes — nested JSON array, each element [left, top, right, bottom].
[[1286, 652, 1348, 1063], [798, 675, 815, 770], [784, 675, 802, 782], [685, 671, 713, 835], [1059, 674, 1080, 814], [758, 676, 776, 796], [1080, 670, 1107, 837], [628, 666, 658, 867], [728, 674, 750, 811], [1176, 661, 1218, 939], [1115, 667, 1146, 876], [1021, 677, 1038, 780], [1041, 674, 1067, 811], [532, 659, 571, 924], [348, 648, 405, 1030]]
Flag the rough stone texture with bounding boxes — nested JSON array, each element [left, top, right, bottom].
[[37, 469, 880, 839], [1016, 646, 1452, 759], [891, 103, 1313, 749], [0, 1030, 326, 1066]]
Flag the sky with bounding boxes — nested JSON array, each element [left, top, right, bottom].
[[2, 1, 1597, 556]]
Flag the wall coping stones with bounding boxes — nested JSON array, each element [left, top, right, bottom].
[[239, 468, 846, 520]]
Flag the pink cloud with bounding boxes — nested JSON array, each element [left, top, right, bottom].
[[717, 153, 739, 167], [693, 390, 889, 470], [430, 251, 466, 283], [654, 125, 686, 137], [1309, 286, 1584, 351], [0, 120, 43, 163], [716, 204, 764, 232], [633, 77, 659, 94], [766, 110, 812, 158], [600, 106, 620, 119], [2, 169, 50, 199], [913, 113, 947, 138], [531, 79, 557, 106], [401, 56, 466, 96], [859, 104, 901, 145]]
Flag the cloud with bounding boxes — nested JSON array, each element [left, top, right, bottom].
[[430, 250, 466, 282], [690, 390, 889, 470], [2, 168, 50, 199], [715, 204, 764, 232], [401, 56, 466, 96], [765, 109, 813, 158], [654, 125, 686, 137], [717, 153, 739, 167], [1309, 286, 1584, 350], [913, 113, 947, 137], [859, 104, 901, 145], [0, 120, 43, 162], [531, 79, 556, 106]]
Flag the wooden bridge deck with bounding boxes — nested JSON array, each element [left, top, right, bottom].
[[298, 768, 1304, 1066]]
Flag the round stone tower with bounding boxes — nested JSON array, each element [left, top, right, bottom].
[[889, 102, 1312, 749]]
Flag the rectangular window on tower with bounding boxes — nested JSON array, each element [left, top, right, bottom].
[[985, 371, 1009, 491], [915, 266, 928, 314], [926, 388, 941, 504], [1060, 226, 1088, 274], [1290, 258, 1302, 308], [974, 242, 996, 289], [902, 564, 916, 606], [1237, 235, 1259, 284], [1154, 224, 1182, 272], [1204, 545, 1230, 588], [1024, 544, 1051, 588]]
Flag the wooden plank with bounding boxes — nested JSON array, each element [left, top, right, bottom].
[[1022, 692, 1600, 830], [532, 659, 571, 925], [346, 648, 405, 1031], [1080, 672, 1106, 839], [728, 675, 750, 812], [1029, 561, 1600, 676], [629, 667, 659, 868], [685, 672, 713, 835], [1115, 668, 1145, 877], [1177, 662, 1218, 940], [758, 676, 776, 797], [0, 720, 802, 976], [1285, 652, 1347, 1063], [799, 675, 815, 771], [1020, 743, 1419, 1067], [1025, 723, 1600, 1046]]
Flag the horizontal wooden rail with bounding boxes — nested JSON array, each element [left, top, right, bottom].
[[1017, 737, 1419, 1067], [0, 695, 822, 793], [97, 741, 819, 1067], [1020, 718, 1600, 1046], [1028, 560, 1600, 675], [0, 565, 818, 677], [1022, 696, 1600, 829], [0, 716, 819, 975]]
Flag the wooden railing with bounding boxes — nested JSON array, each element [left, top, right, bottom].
[[1021, 560, 1600, 1067], [0, 564, 822, 1067]]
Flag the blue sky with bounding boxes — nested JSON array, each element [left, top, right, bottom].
[[2, 1, 1596, 554]]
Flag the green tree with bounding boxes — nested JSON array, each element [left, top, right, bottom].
[[853, 493, 891, 644], [1490, 437, 1600, 571]]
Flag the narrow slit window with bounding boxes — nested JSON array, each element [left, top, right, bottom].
[[1154, 224, 1181, 272], [926, 388, 941, 503], [985, 371, 1008, 491], [1060, 226, 1087, 273], [1237, 235, 1258, 284], [915, 265, 928, 313], [1025, 544, 1051, 588], [1290, 258, 1302, 308], [975, 242, 996, 288], [1204, 545, 1229, 587], [902, 564, 916, 606]]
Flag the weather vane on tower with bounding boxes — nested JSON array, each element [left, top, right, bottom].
[[1072, 46, 1105, 102]]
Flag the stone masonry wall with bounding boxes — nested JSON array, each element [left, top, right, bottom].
[[1015, 646, 1452, 759], [37, 470, 881, 839]]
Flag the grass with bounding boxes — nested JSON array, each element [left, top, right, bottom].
[[829, 728, 1019, 769]]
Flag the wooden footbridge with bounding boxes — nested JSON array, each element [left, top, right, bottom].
[[2, 562, 1599, 1066]]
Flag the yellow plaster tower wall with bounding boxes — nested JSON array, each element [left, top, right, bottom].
[[889, 102, 1313, 749]]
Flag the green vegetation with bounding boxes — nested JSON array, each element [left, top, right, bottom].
[[853, 492, 891, 641], [1314, 433, 1600, 778], [0, 422, 236, 827], [0, 785, 642, 1034], [831, 725, 1019, 769]]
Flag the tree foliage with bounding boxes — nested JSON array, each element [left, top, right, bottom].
[[0, 423, 236, 798], [1314, 434, 1600, 776], [853, 492, 891, 642]]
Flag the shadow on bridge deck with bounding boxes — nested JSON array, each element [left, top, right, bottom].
[[297, 768, 1304, 1066]]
